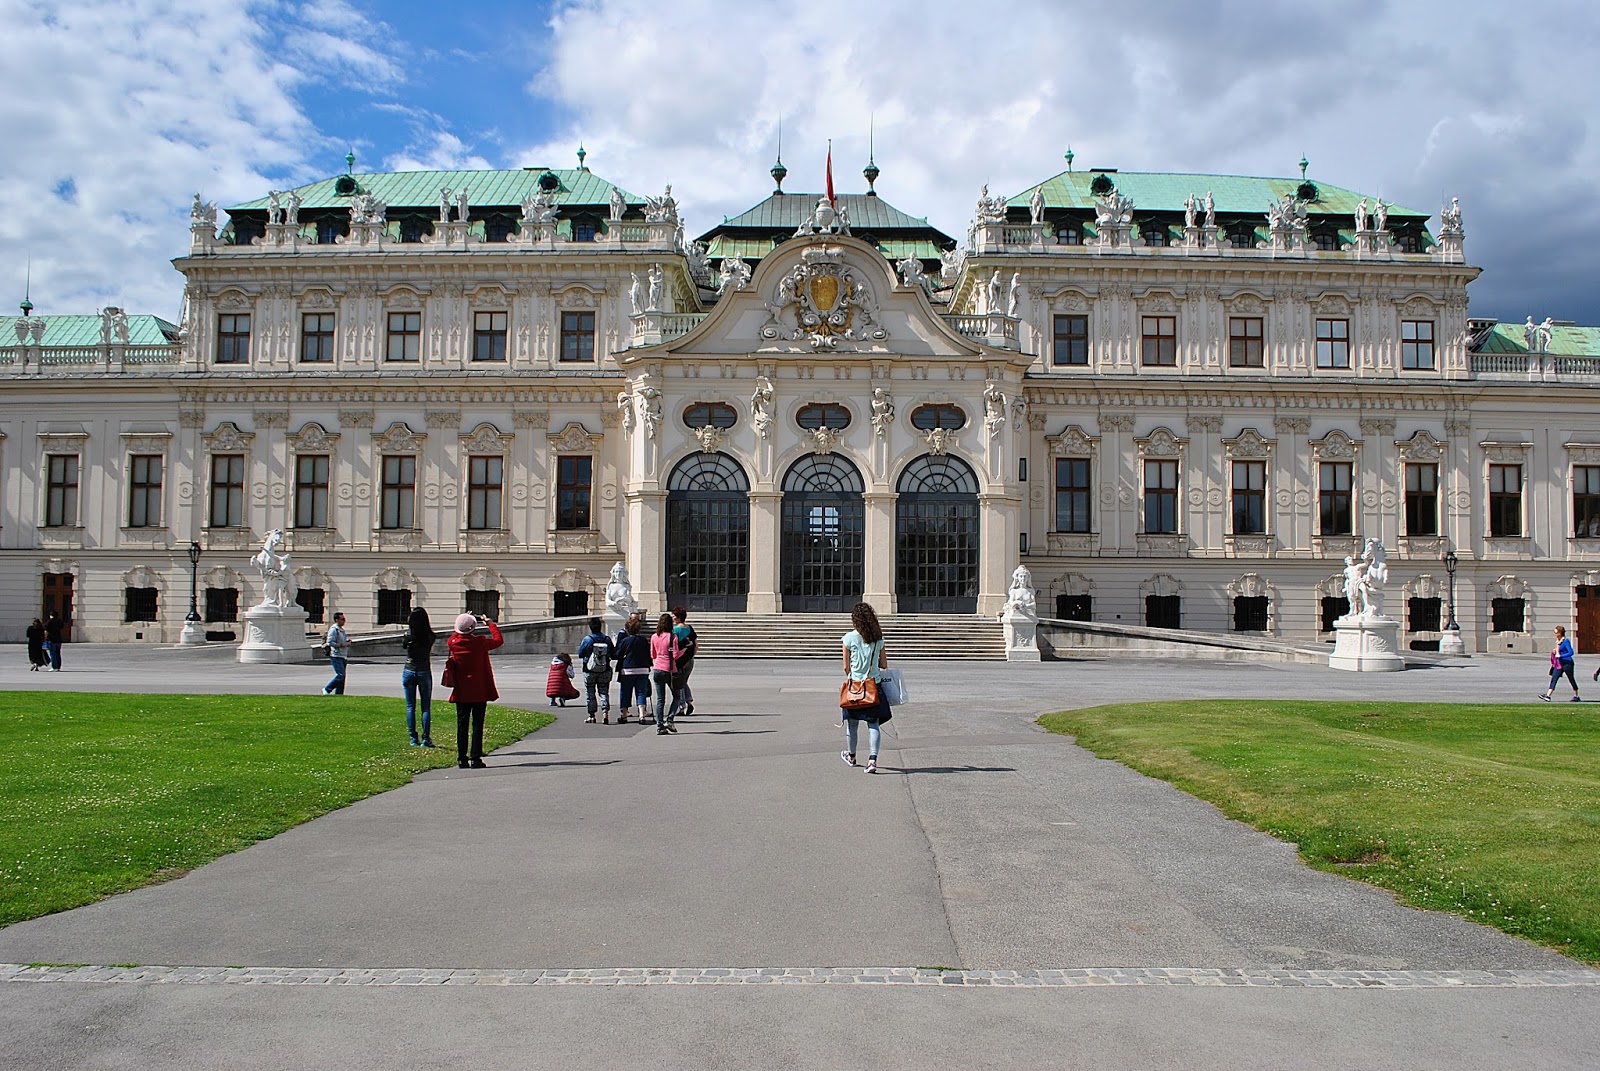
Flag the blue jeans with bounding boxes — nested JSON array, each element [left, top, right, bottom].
[[402, 667, 432, 741], [585, 671, 612, 715], [845, 718, 882, 758], [652, 669, 678, 728], [45, 641, 61, 671], [325, 657, 347, 695], [619, 672, 651, 713]]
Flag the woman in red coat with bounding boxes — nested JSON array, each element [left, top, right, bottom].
[[446, 613, 503, 769]]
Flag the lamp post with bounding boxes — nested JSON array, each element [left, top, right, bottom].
[[1440, 548, 1466, 656], [180, 540, 205, 645]]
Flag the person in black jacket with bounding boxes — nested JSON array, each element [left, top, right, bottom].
[[400, 608, 436, 746], [614, 612, 652, 724], [43, 614, 65, 672], [25, 618, 46, 671]]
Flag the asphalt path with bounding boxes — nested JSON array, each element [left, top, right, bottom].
[[2, 644, 1598, 1069]]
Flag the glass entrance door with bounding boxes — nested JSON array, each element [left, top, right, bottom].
[[665, 452, 750, 612], [780, 454, 865, 613], [894, 455, 979, 614]]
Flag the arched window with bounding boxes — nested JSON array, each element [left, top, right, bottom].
[[667, 451, 750, 492], [783, 453, 865, 494], [683, 402, 738, 430], [909, 404, 966, 431], [898, 454, 980, 494], [796, 403, 851, 430]]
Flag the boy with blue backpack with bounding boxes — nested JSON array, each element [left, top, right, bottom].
[[577, 617, 617, 724]]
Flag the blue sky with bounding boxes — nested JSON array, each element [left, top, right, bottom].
[[1, 0, 1597, 326]]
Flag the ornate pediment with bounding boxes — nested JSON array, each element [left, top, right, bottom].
[[1394, 429, 1445, 462], [376, 566, 419, 591], [382, 286, 424, 310], [1226, 572, 1274, 599], [1567, 442, 1600, 465], [1134, 426, 1187, 459], [1223, 427, 1275, 459], [460, 422, 513, 453], [1227, 292, 1268, 316], [373, 421, 425, 453], [759, 245, 888, 351], [1314, 294, 1353, 316], [1399, 295, 1438, 319], [289, 422, 339, 452], [548, 421, 602, 453], [1311, 429, 1359, 461], [300, 288, 336, 310], [1480, 440, 1532, 464], [203, 421, 253, 452], [1139, 291, 1179, 316], [1047, 424, 1100, 457]]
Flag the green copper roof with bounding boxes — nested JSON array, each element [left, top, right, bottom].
[[1, 315, 178, 347], [702, 193, 954, 239], [1010, 170, 1427, 219], [704, 235, 947, 263], [1477, 323, 1600, 356], [230, 169, 641, 213]]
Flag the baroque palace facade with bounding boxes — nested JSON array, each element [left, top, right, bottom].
[[3, 152, 1599, 653]]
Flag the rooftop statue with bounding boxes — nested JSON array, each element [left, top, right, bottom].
[[1524, 315, 1539, 351], [1374, 199, 1388, 232], [1354, 197, 1369, 232], [1439, 196, 1463, 235], [974, 183, 1007, 225], [646, 264, 665, 312], [521, 190, 558, 225], [267, 191, 283, 226], [1029, 186, 1046, 226], [897, 255, 927, 291], [1184, 193, 1197, 229], [644, 185, 678, 224], [284, 191, 302, 226], [1203, 191, 1215, 229], [190, 193, 218, 227], [438, 187, 453, 223], [609, 186, 627, 222], [1094, 189, 1135, 228], [717, 256, 751, 294], [1538, 317, 1556, 354], [456, 187, 471, 222]]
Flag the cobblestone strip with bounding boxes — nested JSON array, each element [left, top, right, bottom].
[[6, 963, 1600, 989]]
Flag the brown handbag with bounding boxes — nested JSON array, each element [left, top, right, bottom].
[[840, 676, 879, 709]]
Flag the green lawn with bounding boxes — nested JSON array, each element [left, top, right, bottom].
[[0, 692, 552, 927], [1039, 700, 1600, 965]]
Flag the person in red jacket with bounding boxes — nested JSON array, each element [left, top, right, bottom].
[[446, 612, 503, 769]]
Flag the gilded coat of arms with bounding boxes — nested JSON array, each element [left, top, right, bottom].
[[761, 246, 889, 351]]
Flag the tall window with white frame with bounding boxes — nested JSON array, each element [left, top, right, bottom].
[[295, 455, 330, 529], [1054, 458, 1092, 533], [556, 456, 592, 529], [385, 311, 421, 362], [216, 314, 250, 364], [1231, 460, 1267, 535], [1143, 459, 1178, 535], [380, 455, 416, 529], [208, 454, 245, 528], [1318, 461, 1353, 536], [473, 311, 508, 362], [1052, 314, 1088, 366], [45, 454, 79, 528], [1574, 465, 1600, 538], [301, 313, 335, 363], [467, 456, 504, 530], [1405, 463, 1438, 536], [560, 311, 596, 363], [1315, 318, 1350, 369], [127, 454, 163, 528], [1489, 464, 1523, 537], [1140, 316, 1177, 367], [1228, 316, 1264, 368], [1400, 320, 1435, 370]]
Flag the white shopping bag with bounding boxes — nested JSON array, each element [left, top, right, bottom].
[[880, 668, 909, 705]]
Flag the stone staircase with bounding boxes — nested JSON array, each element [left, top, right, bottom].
[[687, 612, 1007, 661]]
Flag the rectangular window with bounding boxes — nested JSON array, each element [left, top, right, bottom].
[[1143, 459, 1178, 535], [385, 311, 421, 362], [1491, 597, 1526, 634], [472, 311, 508, 362], [1052, 314, 1089, 366], [556, 455, 592, 529], [467, 456, 504, 530], [1408, 597, 1442, 633], [1405, 463, 1438, 536], [295, 454, 330, 529], [464, 590, 501, 619], [1575, 465, 1600, 538], [208, 454, 245, 528], [124, 586, 158, 623], [377, 588, 412, 626], [45, 454, 80, 528], [127, 454, 163, 528], [1231, 460, 1267, 535], [1146, 594, 1181, 629], [1400, 319, 1435, 370], [1228, 317, 1264, 367], [1233, 596, 1269, 632], [216, 313, 251, 364], [1318, 461, 1352, 536], [380, 455, 416, 529], [301, 313, 335, 363], [560, 311, 596, 363], [204, 587, 240, 623], [296, 587, 325, 624], [1055, 594, 1092, 621], [1053, 458, 1092, 533], [1140, 315, 1177, 367], [1489, 463, 1523, 537], [1315, 318, 1350, 369], [1321, 596, 1351, 632]]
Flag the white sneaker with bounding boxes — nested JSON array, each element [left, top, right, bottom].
[[865, 757, 878, 774], [841, 750, 855, 767]]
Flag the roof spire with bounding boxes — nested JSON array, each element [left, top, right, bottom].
[[771, 115, 787, 194], [1299, 154, 1309, 180], [1064, 145, 1074, 171], [863, 114, 880, 196], [577, 144, 588, 170], [20, 256, 33, 316], [345, 148, 356, 174]]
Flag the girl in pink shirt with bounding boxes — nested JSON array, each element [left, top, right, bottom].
[[649, 613, 682, 735]]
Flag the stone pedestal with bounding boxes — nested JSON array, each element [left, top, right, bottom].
[[179, 617, 206, 646], [1002, 606, 1042, 662], [238, 603, 313, 664], [1439, 626, 1468, 657], [1328, 615, 1404, 672]]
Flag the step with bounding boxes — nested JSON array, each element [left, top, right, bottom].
[[687, 613, 1007, 661]]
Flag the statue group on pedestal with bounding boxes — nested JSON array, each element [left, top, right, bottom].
[[1341, 538, 1389, 620]]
